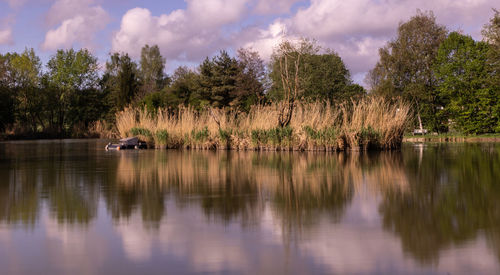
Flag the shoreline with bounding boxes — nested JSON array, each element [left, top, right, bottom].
[[404, 136, 500, 143], [3, 136, 500, 144]]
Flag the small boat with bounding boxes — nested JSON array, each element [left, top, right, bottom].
[[105, 137, 148, 151]]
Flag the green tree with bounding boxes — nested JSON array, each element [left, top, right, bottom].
[[0, 54, 15, 131], [234, 48, 267, 110], [46, 49, 104, 133], [198, 50, 241, 108], [8, 49, 44, 132], [165, 66, 201, 108], [368, 11, 447, 132], [268, 38, 317, 102], [139, 44, 167, 96], [269, 39, 363, 104], [103, 52, 140, 117], [140, 66, 202, 113], [434, 32, 498, 134], [482, 10, 500, 132]]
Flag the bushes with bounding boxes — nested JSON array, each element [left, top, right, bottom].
[[357, 126, 381, 150], [251, 126, 293, 147], [303, 126, 337, 145], [155, 129, 169, 146], [191, 127, 210, 142], [129, 127, 153, 142]]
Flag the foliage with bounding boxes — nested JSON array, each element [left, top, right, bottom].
[[0, 85, 14, 131], [103, 53, 140, 116], [251, 126, 293, 146], [198, 50, 240, 108], [434, 32, 499, 134], [191, 127, 210, 142], [129, 127, 153, 143], [218, 128, 232, 144], [234, 48, 267, 110], [155, 129, 169, 145], [8, 49, 44, 132], [46, 48, 105, 133], [357, 126, 381, 149], [303, 126, 337, 144], [139, 44, 167, 96], [482, 10, 500, 132], [368, 10, 448, 132], [269, 40, 364, 104]]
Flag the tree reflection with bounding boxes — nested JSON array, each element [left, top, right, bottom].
[[379, 143, 500, 265], [0, 142, 101, 226]]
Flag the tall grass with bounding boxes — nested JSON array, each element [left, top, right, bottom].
[[114, 96, 410, 151]]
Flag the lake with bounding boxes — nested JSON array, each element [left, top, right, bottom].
[[0, 140, 499, 274]]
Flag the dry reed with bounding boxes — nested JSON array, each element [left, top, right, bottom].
[[114, 96, 410, 151]]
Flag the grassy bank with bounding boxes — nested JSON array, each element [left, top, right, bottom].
[[404, 133, 500, 143], [0, 120, 117, 141], [115, 96, 410, 151]]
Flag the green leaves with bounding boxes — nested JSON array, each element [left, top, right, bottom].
[[434, 32, 498, 134], [47, 49, 99, 92], [369, 11, 448, 132], [140, 44, 167, 95], [268, 39, 360, 104]]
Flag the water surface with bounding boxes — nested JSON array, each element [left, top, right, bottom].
[[0, 140, 499, 274]]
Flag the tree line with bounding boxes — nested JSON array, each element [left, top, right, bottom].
[[0, 9, 498, 138], [0, 41, 363, 138], [368, 10, 500, 134]]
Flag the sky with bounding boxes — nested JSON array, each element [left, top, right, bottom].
[[0, 0, 498, 85]]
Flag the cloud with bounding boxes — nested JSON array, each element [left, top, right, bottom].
[[110, 0, 498, 82], [41, 0, 110, 51], [0, 28, 13, 45], [245, 0, 499, 78], [253, 0, 302, 15], [240, 21, 288, 60], [112, 0, 250, 61]]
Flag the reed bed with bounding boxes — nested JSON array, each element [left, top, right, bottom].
[[114, 96, 410, 151]]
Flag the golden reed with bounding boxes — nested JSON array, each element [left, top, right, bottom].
[[115, 96, 410, 151]]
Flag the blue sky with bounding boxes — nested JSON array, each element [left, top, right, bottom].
[[0, 0, 498, 85]]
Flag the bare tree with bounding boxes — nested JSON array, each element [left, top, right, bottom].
[[278, 48, 300, 127], [273, 39, 315, 127]]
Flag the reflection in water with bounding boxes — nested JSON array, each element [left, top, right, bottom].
[[380, 144, 500, 265], [0, 141, 499, 274]]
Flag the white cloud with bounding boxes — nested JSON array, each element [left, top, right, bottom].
[[41, 0, 110, 51], [240, 21, 288, 60], [250, 0, 499, 77], [112, 0, 250, 61], [0, 28, 13, 45], [112, 0, 247, 61], [110, 0, 498, 82]]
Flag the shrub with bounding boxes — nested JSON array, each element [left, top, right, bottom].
[[218, 128, 232, 143], [129, 127, 153, 142], [357, 126, 381, 149], [303, 126, 336, 145], [251, 126, 293, 146], [191, 126, 210, 142], [155, 129, 169, 145]]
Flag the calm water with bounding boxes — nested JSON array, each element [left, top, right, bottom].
[[0, 140, 499, 275]]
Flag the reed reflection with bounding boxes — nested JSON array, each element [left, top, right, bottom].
[[112, 151, 410, 230]]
